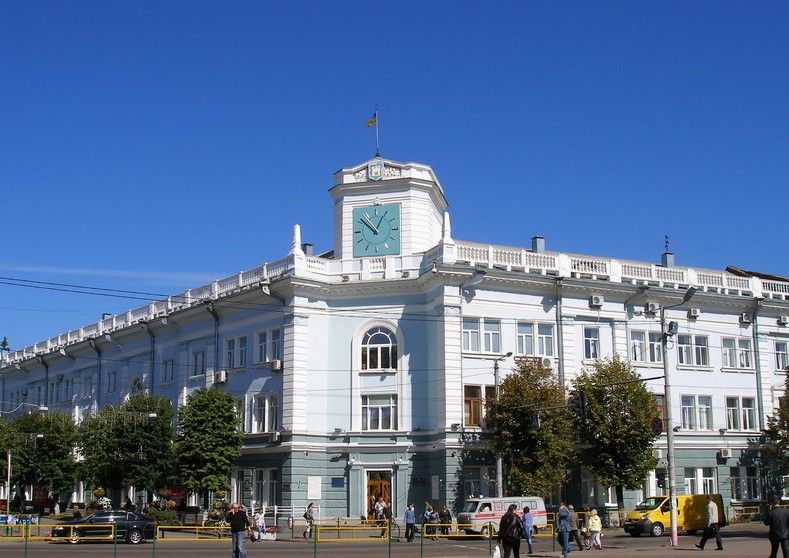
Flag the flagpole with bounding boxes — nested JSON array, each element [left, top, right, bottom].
[[375, 104, 380, 157]]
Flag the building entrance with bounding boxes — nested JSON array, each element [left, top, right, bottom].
[[366, 471, 392, 519]]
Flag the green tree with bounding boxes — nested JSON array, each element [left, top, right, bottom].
[[761, 375, 789, 499], [77, 405, 126, 490], [486, 360, 575, 496], [11, 411, 77, 497], [176, 387, 242, 495], [572, 358, 659, 508]]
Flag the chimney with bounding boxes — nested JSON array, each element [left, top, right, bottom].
[[661, 252, 675, 267], [302, 243, 314, 256], [531, 236, 545, 253]]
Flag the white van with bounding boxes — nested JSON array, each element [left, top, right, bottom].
[[456, 496, 547, 537]]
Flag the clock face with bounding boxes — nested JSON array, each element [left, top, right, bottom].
[[352, 203, 401, 257]]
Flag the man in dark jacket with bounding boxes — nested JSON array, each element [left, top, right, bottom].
[[498, 504, 524, 558], [765, 498, 789, 558], [226, 502, 252, 558], [569, 505, 584, 551]]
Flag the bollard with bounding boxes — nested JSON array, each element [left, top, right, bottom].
[[312, 522, 317, 558], [337, 517, 341, 540], [419, 522, 424, 558], [23, 522, 29, 558], [113, 524, 118, 558], [151, 525, 157, 558]]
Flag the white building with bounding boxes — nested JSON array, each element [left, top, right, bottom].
[[1, 156, 788, 516]]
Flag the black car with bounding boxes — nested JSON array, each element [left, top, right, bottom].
[[52, 510, 156, 544]]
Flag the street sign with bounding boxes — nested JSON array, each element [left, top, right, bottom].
[[651, 417, 664, 436]]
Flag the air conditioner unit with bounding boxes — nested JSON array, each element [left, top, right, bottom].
[[645, 303, 659, 314], [267, 359, 283, 372], [541, 357, 553, 368], [214, 370, 227, 384], [589, 295, 604, 308], [688, 308, 701, 318], [739, 312, 753, 324], [270, 431, 281, 442], [719, 448, 732, 459], [779, 316, 789, 326], [652, 448, 663, 459]]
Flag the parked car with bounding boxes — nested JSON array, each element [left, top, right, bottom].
[[51, 510, 156, 544]]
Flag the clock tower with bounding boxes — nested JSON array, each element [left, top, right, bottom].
[[330, 158, 448, 260]]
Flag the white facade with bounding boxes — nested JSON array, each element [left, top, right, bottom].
[[1, 156, 788, 516]]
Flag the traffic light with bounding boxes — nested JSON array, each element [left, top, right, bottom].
[[667, 321, 679, 336], [568, 390, 588, 420], [656, 471, 667, 489]]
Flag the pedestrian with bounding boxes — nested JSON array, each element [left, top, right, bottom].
[[497, 503, 524, 558], [423, 502, 434, 537], [695, 496, 723, 551], [521, 506, 534, 555], [380, 501, 392, 538], [439, 504, 452, 535], [569, 505, 584, 551], [71, 504, 82, 521], [404, 503, 416, 542], [254, 510, 266, 541], [764, 497, 789, 558], [557, 503, 572, 558], [303, 502, 315, 541], [587, 509, 602, 550], [225, 502, 252, 558]]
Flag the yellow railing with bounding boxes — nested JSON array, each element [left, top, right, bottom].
[[156, 525, 230, 540]]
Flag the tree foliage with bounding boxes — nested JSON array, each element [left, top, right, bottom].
[[573, 358, 659, 503], [10, 411, 77, 495], [77, 394, 177, 493], [761, 375, 789, 498], [486, 361, 575, 496], [176, 387, 242, 494]]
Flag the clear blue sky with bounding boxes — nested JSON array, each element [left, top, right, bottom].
[[1, 1, 788, 349]]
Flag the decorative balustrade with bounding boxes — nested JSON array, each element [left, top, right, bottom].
[[3, 238, 787, 364]]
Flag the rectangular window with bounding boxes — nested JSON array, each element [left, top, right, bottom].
[[726, 396, 756, 430], [226, 338, 235, 368], [697, 396, 712, 430], [630, 331, 645, 362], [730, 466, 760, 501], [225, 336, 247, 368], [649, 332, 663, 363], [463, 318, 480, 352], [723, 337, 752, 369], [681, 395, 712, 430], [741, 397, 755, 430], [270, 329, 281, 360], [726, 397, 740, 430], [684, 468, 698, 494], [64, 379, 71, 402], [678, 335, 709, 366], [517, 322, 534, 355], [537, 324, 554, 356], [235, 398, 247, 432], [107, 371, 117, 394], [361, 394, 398, 431], [584, 327, 600, 360], [654, 394, 666, 422], [238, 336, 247, 367], [701, 467, 716, 493], [483, 320, 501, 353], [775, 341, 788, 371], [162, 360, 174, 383], [192, 351, 206, 376], [257, 331, 268, 363], [464, 386, 482, 426], [254, 394, 279, 433]]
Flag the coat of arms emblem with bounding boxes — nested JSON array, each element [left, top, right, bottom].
[[368, 158, 384, 181]]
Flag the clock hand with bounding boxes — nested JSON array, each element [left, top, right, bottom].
[[361, 214, 379, 234], [376, 213, 386, 230]]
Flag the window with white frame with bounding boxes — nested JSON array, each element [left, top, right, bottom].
[[225, 336, 247, 368], [726, 396, 756, 431], [257, 329, 282, 363], [191, 351, 206, 377], [730, 466, 760, 501], [483, 320, 501, 353], [776, 341, 788, 371], [463, 318, 480, 352], [630, 331, 663, 363], [516, 322, 554, 356], [361, 327, 398, 370], [584, 327, 600, 359], [64, 379, 71, 402], [253, 394, 279, 433], [677, 334, 709, 366], [235, 398, 247, 432], [681, 395, 713, 430], [361, 394, 398, 431], [464, 385, 495, 427], [162, 360, 174, 384], [106, 371, 117, 394], [684, 467, 716, 494], [722, 337, 752, 369]]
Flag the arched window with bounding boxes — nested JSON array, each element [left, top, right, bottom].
[[361, 327, 398, 371]]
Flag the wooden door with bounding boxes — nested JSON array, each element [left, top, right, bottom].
[[366, 472, 392, 519]]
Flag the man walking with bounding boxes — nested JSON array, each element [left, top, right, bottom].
[[695, 496, 723, 551], [557, 503, 572, 558], [226, 502, 252, 558], [764, 498, 789, 558], [497, 503, 524, 558], [569, 505, 584, 551], [404, 503, 416, 542]]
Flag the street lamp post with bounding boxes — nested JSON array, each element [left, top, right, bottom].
[[660, 286, 697, 547], [493, 352, 513, 497]]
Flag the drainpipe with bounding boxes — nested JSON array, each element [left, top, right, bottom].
[[205, 303, 220, 376], [38, 357, 50, 408], [143, 323, 155, 395], [88, 340, 102, 408], [751, 298, 765, 430], [555, 278, 565, 389]]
